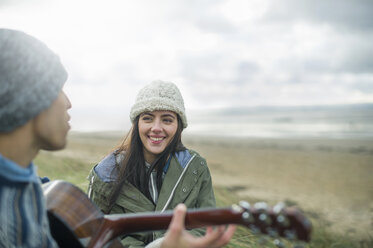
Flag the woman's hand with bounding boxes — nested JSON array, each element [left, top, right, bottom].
[[161, 204, 236, 248]]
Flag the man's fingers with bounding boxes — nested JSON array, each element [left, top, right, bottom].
[[193, 226, 225, 247], [162, 207, 237, 248], [213, 225, 237, 247], [161, 204, 187, 247], [197, 225, 237, 248], [168, 203, 187, 231]]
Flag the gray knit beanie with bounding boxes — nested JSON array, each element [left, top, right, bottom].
[[0, 29, 67, 132], [130, 80, 188, 128]]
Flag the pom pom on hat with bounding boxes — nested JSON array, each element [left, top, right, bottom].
[[130, 80, 188, 128], [0, 29, 67, 132]]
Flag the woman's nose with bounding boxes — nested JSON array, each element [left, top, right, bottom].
[[151, 119, 162, 132]]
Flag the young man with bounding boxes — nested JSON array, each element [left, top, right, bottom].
[[0, 29, 235, 248]]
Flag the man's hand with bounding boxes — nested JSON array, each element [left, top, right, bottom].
[[161, 204, 236, 248]]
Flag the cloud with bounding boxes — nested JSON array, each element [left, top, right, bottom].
[[337, 40, 373, 73], [1, 0, 372, 132], [233, 61, 261, 85], [350, 79, 373, 93], [265, 0, 373, 32]]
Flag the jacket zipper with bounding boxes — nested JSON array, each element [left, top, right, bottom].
[[150, 172, 157, 203]]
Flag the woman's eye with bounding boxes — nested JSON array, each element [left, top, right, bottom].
[[163, 118, 173, 123], [142, 116, 152, 121]]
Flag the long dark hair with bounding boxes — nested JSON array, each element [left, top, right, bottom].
[[108, 114, 186, 206]]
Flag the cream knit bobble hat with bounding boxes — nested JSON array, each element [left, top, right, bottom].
[[130, 80, 188, 128]]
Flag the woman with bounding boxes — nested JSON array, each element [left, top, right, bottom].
[[87, 81, 226, 247]]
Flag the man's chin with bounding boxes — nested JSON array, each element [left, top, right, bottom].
[[42, 140, 67, 151]]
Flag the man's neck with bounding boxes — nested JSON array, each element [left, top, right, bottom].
[[0, 123, 38, 168]]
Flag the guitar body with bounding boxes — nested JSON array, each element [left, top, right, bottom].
[[43, 180, 123, 248]]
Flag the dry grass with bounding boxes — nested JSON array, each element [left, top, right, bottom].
[[184, 135, 373, 238], [35, 131, 373, 247]]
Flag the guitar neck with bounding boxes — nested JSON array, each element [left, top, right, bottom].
[[107, 207, 240, 233], [88, 205, 311, 248], [87, 208, 240, 248]]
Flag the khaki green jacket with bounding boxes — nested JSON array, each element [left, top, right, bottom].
[[87, 149, 216, 248]]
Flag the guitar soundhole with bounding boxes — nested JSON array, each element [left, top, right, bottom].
[[47, 212, 85, 248]]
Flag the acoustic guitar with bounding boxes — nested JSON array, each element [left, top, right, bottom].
[[43, 180, 312, 248]]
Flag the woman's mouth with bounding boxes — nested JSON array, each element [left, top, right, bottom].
[[149, 136, 165, 143]]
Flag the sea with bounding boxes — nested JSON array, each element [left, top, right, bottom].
[[184, 104, 373, 139]]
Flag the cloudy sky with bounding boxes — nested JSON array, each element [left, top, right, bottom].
[[1, 0, 372, 131]]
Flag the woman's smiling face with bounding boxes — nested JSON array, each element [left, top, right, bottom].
[[138, 110, 178, 163]]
